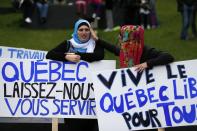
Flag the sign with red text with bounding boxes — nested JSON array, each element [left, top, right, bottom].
[[92, 59, 197, 130], [0, 59, 115, 118]]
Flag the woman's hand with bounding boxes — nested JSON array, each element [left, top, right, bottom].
[[90, 28, 98, 41], [134, 62, 148, 72], [65, 53, 81, 62]]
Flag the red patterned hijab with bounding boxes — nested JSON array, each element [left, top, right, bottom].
[[119, 25, 144, 68]]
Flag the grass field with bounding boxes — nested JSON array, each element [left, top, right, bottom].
[[0, 0, 197, 64]]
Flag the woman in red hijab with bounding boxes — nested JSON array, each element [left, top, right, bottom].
[[95, 25, 174, 72]]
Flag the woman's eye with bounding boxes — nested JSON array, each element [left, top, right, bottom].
[[79, 29, 90, 32]]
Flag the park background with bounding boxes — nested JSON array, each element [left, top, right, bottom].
[[1, 0, 197, 67]]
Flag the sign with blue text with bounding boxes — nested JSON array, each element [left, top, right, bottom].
[[0, 46, 49, 123], [92, 59, 197, 130], [0, 46, 50, 123], [0, 58, 115, 118], [0, 46, 46, 59]]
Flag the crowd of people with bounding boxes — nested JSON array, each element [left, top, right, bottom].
[[10, 0, 197, 39], [11, 0, 160, 30]]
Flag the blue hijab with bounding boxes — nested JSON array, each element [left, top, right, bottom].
[[72, 19, 91, 44], [69, 19, 95, 53]]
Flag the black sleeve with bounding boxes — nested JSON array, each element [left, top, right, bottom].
[[76, 40, 104, 62], [46, 40, 69, 61], [97, 39, 120, 56], [142, 45, 174, 68]]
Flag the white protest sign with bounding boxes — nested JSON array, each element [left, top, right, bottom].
[[0, 46, 49, 123], [0, 46, 46, 59], [92, 59, 197, 131], [0, 58, 115, 118]]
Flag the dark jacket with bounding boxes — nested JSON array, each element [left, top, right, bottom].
[[98, 39, 174, 68], [46, 39, 104, 62]]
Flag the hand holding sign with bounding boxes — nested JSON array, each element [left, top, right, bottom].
[[65, 53, 81, 63], [134, 62, 148, 72]]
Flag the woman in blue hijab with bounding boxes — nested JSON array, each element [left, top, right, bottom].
[[46, 19, 104, 63], [46, 19, 107, 131]]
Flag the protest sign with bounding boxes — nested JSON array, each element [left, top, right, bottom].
[[0, 58, 115, 118], [0, 46, 49, 123], [0, 46, 46, 59], [92, 59, 197, 130], [0, 46, 115, 124]]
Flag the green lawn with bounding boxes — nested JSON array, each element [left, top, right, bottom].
[[0, 0, 197, 64]]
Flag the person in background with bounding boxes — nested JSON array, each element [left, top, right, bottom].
[[139, 0, 151, 29], [112, 0, 140, 29], [75, 0, 89, 17], [103, 0, 114, 32], [90, 0, 104, 20], [35, 0, 49, 24], [177, 0, 197, 40], [20, 0, 35, 24], [125, 0, 141, 25], [149, 0, 159, 28]]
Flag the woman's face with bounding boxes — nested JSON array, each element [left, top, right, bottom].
[[77, 25, 90, 42]]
